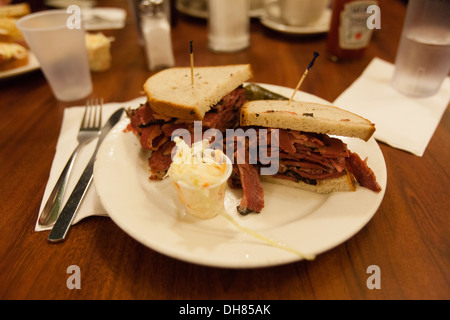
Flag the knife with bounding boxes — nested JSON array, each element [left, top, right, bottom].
[[47, 108, 124, 242]]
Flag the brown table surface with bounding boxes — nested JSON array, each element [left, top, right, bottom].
[[1, 0, 448, 300]]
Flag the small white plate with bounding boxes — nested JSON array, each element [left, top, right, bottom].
[[0, 52, 40, 79], [94, 83, 387, 268], [176, 0, 264, 18], [260, 2, 331, 35], [45, 0, 96, 8]]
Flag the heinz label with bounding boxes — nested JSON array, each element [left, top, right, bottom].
[[339, 1, 378, 49]]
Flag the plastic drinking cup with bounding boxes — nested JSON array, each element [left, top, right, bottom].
[[17, 10, 92, 102]]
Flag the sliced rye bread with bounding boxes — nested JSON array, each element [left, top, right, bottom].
[[240, 100, 375, 141], [143, 64, 253, 120], [261, 170, 356, 194]]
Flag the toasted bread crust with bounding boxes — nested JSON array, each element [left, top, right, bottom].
[[0, 42, 28, 71], [0, 54, 27, 71], [147, 98, 203, 120], [0, 3, 31, 18], [0, 17, 25, 44]]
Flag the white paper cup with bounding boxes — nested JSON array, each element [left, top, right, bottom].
[[17, 10, 92, 102], [170, 151, 233, 219]]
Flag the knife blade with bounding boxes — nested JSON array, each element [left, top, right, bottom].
[[47, 108, 124, 242]]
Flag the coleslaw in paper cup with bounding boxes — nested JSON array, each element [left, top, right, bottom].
[[167, 137, 233, 219]]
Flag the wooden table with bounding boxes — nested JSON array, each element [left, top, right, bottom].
[[1, 0, 448, 301]]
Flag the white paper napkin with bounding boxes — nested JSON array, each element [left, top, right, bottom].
[[82, 7, 127, 30], [333, 57, 450, 157], [35, 97, 146, 232]]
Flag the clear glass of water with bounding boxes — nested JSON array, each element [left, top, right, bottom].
[[391, 0, 450, 97]]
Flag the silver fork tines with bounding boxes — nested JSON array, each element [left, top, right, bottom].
[[38, 99, 103, 227], [83, 98, 103, 129]]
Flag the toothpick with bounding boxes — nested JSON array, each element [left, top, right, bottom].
[[190, 40, 194, 87], [288, 52, 320, 105]]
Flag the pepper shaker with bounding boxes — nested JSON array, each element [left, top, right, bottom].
[[140, 0, 175, 71]]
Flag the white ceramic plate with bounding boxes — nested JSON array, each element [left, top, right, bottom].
[[94, 83, 387, 268], [260, 3, 331, 35], [0, 52, 39, 79], [45, 0, 96, 8], [176, 0, 264, 18]]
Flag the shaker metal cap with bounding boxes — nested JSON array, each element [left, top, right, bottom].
[[140, 0, 165, 14]]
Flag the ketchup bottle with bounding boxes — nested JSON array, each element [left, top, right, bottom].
[[327, 0, 379, 62]]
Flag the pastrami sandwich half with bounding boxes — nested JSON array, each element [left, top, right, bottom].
[[236, 99, 382, 199], [126, 64, 253, 180]]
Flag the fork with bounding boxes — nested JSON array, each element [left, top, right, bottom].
[[38, 99, 103, 227]]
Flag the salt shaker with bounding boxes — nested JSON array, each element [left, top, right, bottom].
[[140, 0, 175, 71], [208, 0, 250, 52]]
